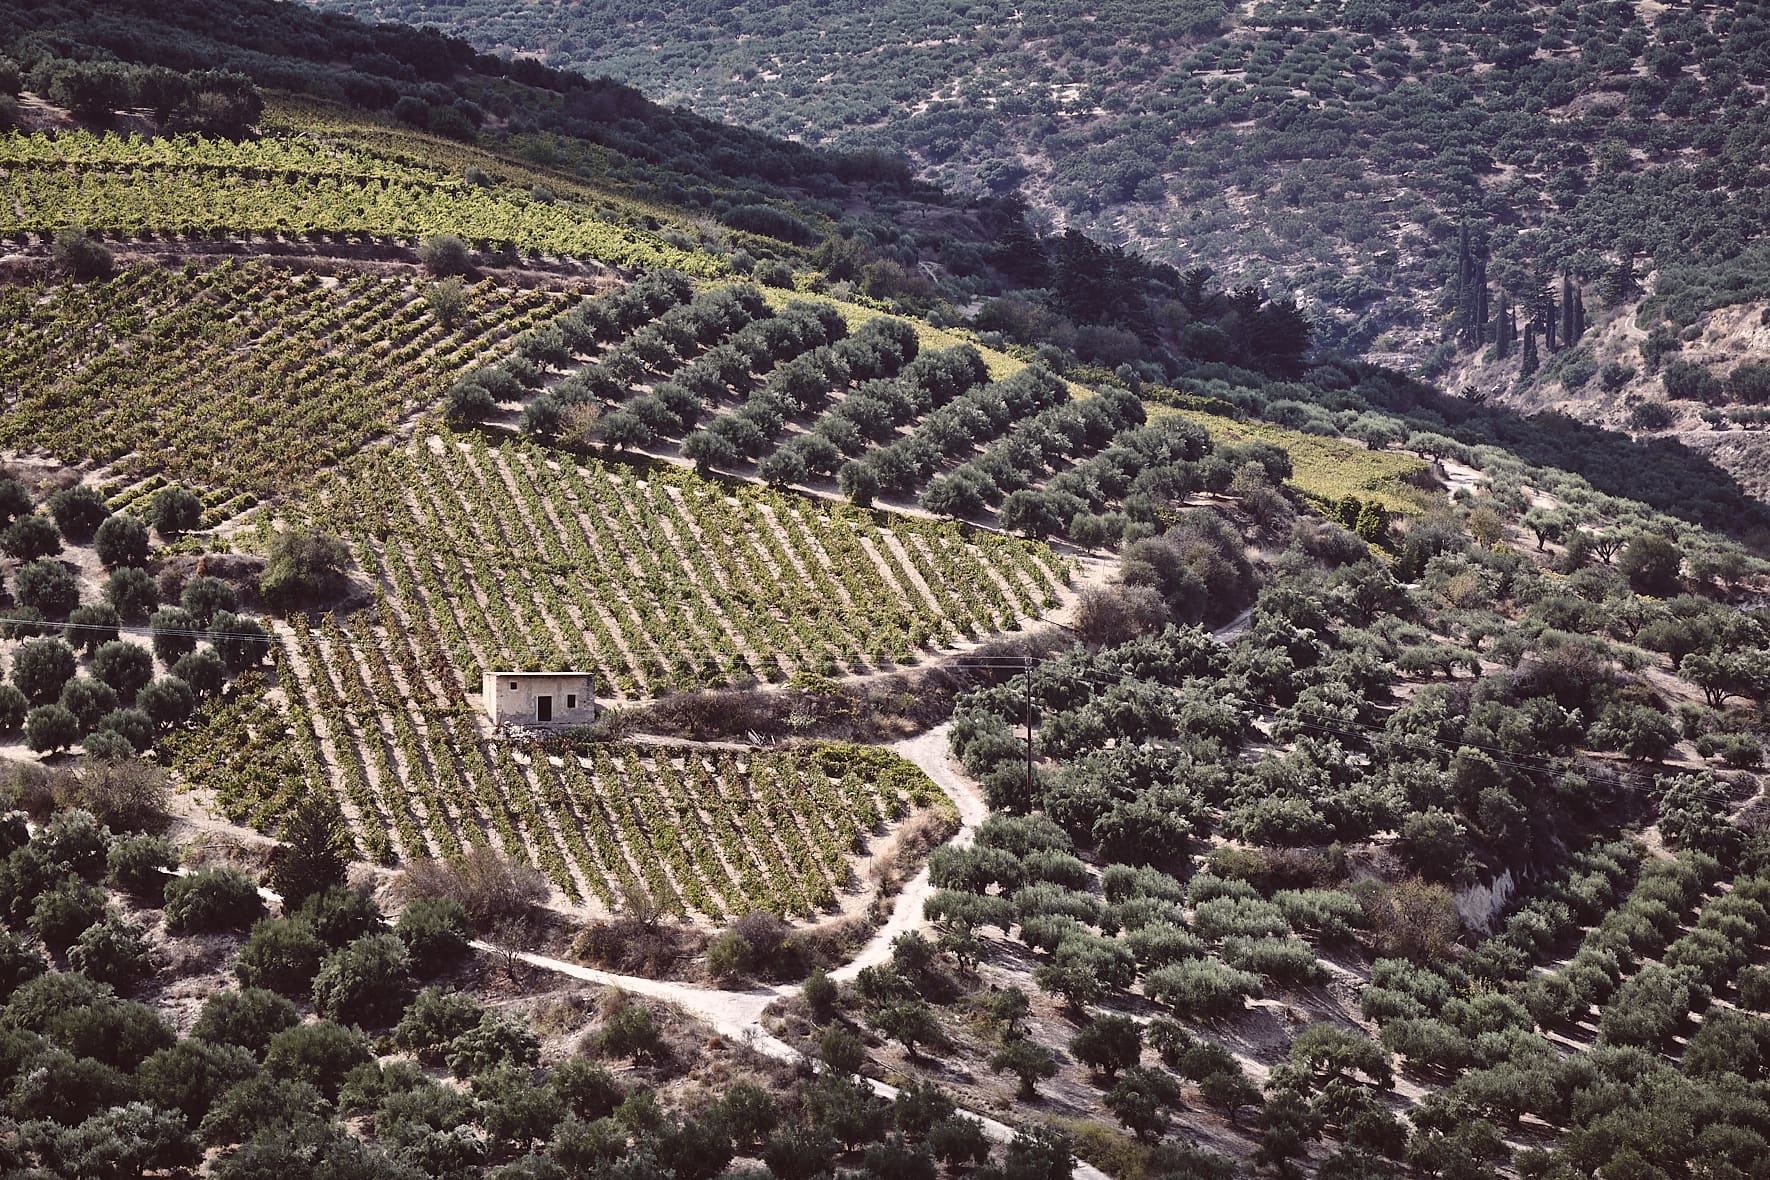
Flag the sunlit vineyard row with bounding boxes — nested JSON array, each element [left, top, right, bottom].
[[0, 129, 721, 271], [286, 434, 1070, 697], [0, 259, 574, 502]]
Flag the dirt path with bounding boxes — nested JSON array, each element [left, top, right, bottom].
[[466, 728, 1107, 1178], [832, 722, 988, 982]]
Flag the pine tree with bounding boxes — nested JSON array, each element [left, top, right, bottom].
[[1520, 325, 1539, 378], [269, 795, 352, 905]]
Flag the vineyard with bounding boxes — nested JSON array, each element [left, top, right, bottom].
[[0, 129, 719, 272], [169, 659, 949, 919], [0, 259, 575, 506], [160, 432, 1066, 913], [288, 432, 1070, 697]]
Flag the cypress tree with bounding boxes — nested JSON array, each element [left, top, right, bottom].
[[1493, 292, 1512, 359], [1520, 325, 1539, 378], [1561, 273, 1577, 345]]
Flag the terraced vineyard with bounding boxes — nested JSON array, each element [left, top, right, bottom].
[[172, 432, 1063, 911], [294, 433, 1068, 696], [0, 259, 574, 505], [173, 658, 943, 918], [0, 129, 717, 272]]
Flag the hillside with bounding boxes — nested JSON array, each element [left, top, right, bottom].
[[312, 0, 1770, 358], [1, 2, 1769, 1179]]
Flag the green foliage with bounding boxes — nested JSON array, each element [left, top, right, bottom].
[[268, 797, 352, 907], [263, 1019, 374, 1100], [233, 917, 326, 997], [394, 896, 473, 976], [989, 1037, 1058, 1099], [192, 987, 301, 1057], [165, 867, 264, 933], [93, 514, 150, 569], [311, 934, 413, 1027]]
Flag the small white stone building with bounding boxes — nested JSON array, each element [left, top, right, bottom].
[[482, 671, 597, 727]]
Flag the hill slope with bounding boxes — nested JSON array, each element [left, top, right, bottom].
[[313, 0, 1770, 362]]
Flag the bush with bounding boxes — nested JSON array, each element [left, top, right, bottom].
[[146, 487, 203, 537], [165, 867, 265, 933], [37, 807, 110, 875], [15, 558, 78, 616], [138, 677, 196, 728], [395, 896, 473, 975], [46, 485, 109, 540], [69, 914, 154, 987], [52, 229, 113, 279], [66, 758, 169, 833], [191, 987, 300, 1057], [29, 878, 108, 953], [94, 707, 153, 753], [90, 640, 154, 701], [593, 1003, 662, 1062], [148, 607, 198, 663], [107, 834, 177, 900], [393, 986, 486, 1062], [418, 233, 473, 276], [1222, 936, 1328, 984], [1070, 1014, 1143, 1079], [446, 1011, 539, 1078], [0, 685, 27, 733], [263, 1020, 373, 1100], [402, 843, 549, 929], [267, 799, 350, 912], [24, 704, 80, 755], [296, 885, 383, 948], [258, 530, 350, 609], [1145, 959, 1264, 1017], [179, 576, 237, 627], [172, 649, 225, 697], [93, 514, 151, 568], [137, 1038, 258, 1124], [208, 611, 270, 673], [233, 917, 326, 996], [312, 934, 413, 1027], [63, 603, 120, 654]]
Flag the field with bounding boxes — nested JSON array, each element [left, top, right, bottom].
[[289, 433, 1068, 696], [1154, 405, 1436, 514], [0, 128, 719, 272], [169, 668, 945, 919], [168, 430, 1064, 911], [0, 260, 574, 508]]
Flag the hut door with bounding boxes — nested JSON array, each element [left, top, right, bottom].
[[536, 695, 552, 723]]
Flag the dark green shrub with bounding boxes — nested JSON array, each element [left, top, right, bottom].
[[16, 559, 78, 616], [137, 1038, 258, 1124], [147, 487, 203, 537], [93, 514, 150, 568], [29, 878, 108, 953], [165, 867, 265, 934], [233, 918, 326, 996], [46, 485, 109, 540], [311, 934, 412, 1027], [90, 641, 154, 702], [263, 1020, 373, 1100], [191, 987, 300, 1057], [394, 896, 472, 976]]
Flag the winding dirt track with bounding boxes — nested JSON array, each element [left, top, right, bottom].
[[467, 724, 1108, 1178]]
